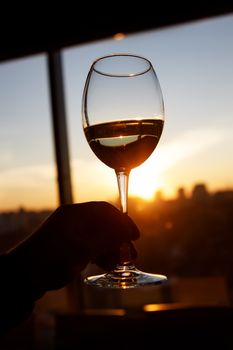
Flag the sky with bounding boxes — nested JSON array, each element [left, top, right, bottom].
[[0, 14, 233, 211]]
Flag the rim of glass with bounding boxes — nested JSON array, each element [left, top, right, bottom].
[[91, 53, 153, 77]]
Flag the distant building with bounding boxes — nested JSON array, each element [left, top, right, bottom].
[[177, 187, 186, 201], [213, 190, 233, 204], [192, 183, 209, 203], [155, 190, 164, 202]]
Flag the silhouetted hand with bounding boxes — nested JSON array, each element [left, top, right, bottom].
[[7, 201, 140, 298]]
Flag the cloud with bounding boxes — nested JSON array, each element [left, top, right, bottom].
[[143, 127, 229, 172]]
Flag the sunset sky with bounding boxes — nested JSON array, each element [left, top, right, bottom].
[[0, 14, 233, 211]]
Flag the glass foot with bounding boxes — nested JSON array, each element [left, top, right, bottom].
[[84, 263, 167, 289]]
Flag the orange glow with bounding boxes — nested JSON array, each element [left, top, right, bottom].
[[143, 304, 167, 312], [113, 32, 125, 40], [143, 303, 191, 312]]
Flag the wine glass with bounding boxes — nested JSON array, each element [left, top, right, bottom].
[[81, 53, 167, 288]]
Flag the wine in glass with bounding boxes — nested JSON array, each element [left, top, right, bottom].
[[82, 54, 167, 288]]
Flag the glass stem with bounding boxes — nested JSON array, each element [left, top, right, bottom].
[[115, 170, 133, 266], [116, 170, 129, 214]]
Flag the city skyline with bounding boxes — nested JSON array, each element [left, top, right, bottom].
[[0, 181, 231, 213]]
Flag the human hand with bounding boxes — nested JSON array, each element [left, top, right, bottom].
[[7, 202, 140, 298]]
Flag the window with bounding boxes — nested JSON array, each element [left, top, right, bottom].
[[0, 55, 57, 251]]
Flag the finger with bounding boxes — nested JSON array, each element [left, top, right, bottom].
[[89, 202, 140, 242], [120, 213, 140, 241], [59, 201, 140, 242]]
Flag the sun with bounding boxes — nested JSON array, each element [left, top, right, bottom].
[[129, 157, 163, 200]]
